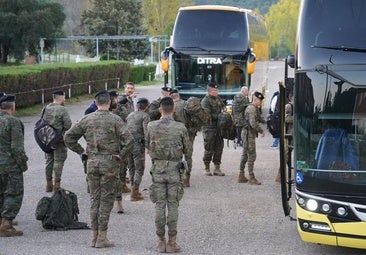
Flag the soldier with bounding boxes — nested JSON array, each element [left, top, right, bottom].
[[126, 97, 150, 201], [232, 86, 250, 146], [238, 91, 265, 185], [43, 90, 72, 192], [201, 82, 226, 176], [146, 97, 192, 253], [148, 86, 172, 121], [64, 90, 133, 248], [0, 94, 28, 237]]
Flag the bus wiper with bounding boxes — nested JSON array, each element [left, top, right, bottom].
[[312, 45, 366, 53], [315, 65, 356, 86], [177, 46, 210, 52]]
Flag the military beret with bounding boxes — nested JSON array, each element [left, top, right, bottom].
[[159, 96, 174, 107], [0, 92, 5, 98], [169, 89, 179, 95], [161, 87, 172, 93], [52, 90, 65, 96], [137, 97, 149, 105], [109, 91, 119, 98], [0, 94, 15, 104], [94, 90, 109, 99], [254, 91, 264, 100], [207, 82, 219, 89]]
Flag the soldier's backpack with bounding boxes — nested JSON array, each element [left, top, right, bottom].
[[232, 95, 249, 127], [217, 112, 236, 140], [34, 107, 63, 153], [184, 97, 209, 130], [35, 188, 89, 230]]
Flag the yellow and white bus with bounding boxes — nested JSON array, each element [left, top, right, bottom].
[[281, 0, 366, 249]]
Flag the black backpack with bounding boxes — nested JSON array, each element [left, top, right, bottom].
[[34, 107, 63, 153], [35, 189, 89, 230]]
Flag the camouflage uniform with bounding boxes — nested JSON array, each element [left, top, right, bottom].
[[232, 93, 250, 145], [148, 98, 162, 121], [0, 111, 28, 221], [146, 117, 192, 237], [201, 94, 225, 174], [240, 104, 265, 180], [43, 103, 72, 185], [126, 109, 150, 190], [64, 110, 133, 231]]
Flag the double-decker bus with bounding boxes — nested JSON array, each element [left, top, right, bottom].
[[160, 5, 269, 103], [280, 0, 366, 249]]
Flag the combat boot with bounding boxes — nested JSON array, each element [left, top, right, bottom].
[[249, 173, 262, 185], [238, 172, 248, 183], [204, 162, 212, 176], [166, 233, 181, 253], [53, 181, 61, 192], [130, 187, 144, 201], [156, 234, 166, 253], [114, 199, 124, 214], [95, 229, 115, 248], [91, 229, 98, 247], [46, 179, 53, 192], [121, 181, 131, 193], [183, 174, 190, 187], [0, 218, 23, 237], [213, 164, 225, 176]]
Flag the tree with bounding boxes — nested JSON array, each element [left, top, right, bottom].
[[80, 0, 149, 61], [0, 0, 65, 63], [265, 0, 300, 58]]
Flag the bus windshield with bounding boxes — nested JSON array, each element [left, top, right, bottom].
[[172, 10, 249, 52], [295, 64, 366, 196]]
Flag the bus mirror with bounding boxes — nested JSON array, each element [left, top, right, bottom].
[[247, 61, 256, 75], [160, 50, 169, 72], [248, 52, 256, 63], [287, 54, 295, 68]]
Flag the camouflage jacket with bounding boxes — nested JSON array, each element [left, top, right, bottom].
[[126, 110, 150, 141], [113, 94, 134, 121], [146, 117, 192, 163], [147, 98, 161, 121], [43, 103, 72, 132], [64, 110, 133, 158], [201, 94, 225, 126], [244, 104, 265, 135], [173, 99, 187, 125], [0, 111, 28, 171]]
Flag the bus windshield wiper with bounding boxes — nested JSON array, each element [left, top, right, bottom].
[[315, 65, 356, 86], [176, 46, 210, 52], [312, 45, 366, 53]]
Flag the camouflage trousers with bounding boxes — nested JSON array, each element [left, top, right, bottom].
[[202, 126, 224, 165], [87, 154, 119, 231], [185, 134, 195, 175], [149, 160, 184, 236], [240, 129, 257, 175], [115, 151, 133, 200], [0, 165, 24, 220], [129, 142, 146, 188], [45, 143, 67, 182]]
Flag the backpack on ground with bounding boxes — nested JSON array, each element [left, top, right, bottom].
[[34, 107, 63, 153], [217, 112, 236, 140], [267, 92, 281, 138], [35, 188, 89, 230], [184, 97, 209, 130]]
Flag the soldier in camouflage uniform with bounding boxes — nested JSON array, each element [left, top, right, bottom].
[[0, 95, 28, 237], [64, 90, 133, 248], [232, 86, 250, 147], [112, 82, 136, 211], [126, 97, 150, 201], [201, 82, 226, 176], [43, 90, 72, 192], [239, 91, 265, 185], [146, 97, 192, 253], [148, 86, 172, 121]]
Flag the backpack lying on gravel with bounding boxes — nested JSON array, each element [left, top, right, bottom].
[[35, 189, 89, 230]]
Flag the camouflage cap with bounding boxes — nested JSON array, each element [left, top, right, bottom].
[[253, 91, 264, 100]]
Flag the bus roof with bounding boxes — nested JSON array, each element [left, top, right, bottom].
[[179, 5, 252, 13]]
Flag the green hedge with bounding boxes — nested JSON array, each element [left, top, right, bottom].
[[0, 62, 156, 108]]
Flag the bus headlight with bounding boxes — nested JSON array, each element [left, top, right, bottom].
[[337, 207, 347, 216], [297, 197, 305, 207], [321, 203, 331, 213], [306, 199, 318, 211]]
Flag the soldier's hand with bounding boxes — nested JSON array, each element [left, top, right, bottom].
[[112, 154, 121, 161]]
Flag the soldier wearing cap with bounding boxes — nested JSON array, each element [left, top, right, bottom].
[[0, 95, 28, 237], [43, 90, 72, 192], [201, 82, 226, 176], [126, 97, 150, 201], [238, 91, 266, 185], [146, 97, 192, 253], [64, 90, 133, 248], [148, 86, 172, 121]]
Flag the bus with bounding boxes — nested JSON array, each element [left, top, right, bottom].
[[160, 5, 269, 104], [280, 0, 366, 249]]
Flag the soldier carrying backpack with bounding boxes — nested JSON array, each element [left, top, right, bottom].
[[232, 86, 250, 146]]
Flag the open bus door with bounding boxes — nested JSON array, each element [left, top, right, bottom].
[[280, 55, 295, 217]]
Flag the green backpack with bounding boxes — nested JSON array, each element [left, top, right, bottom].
[[184, 97, 209, 130], [35, 189, 89, 230], [217, 112, 236, 140]]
